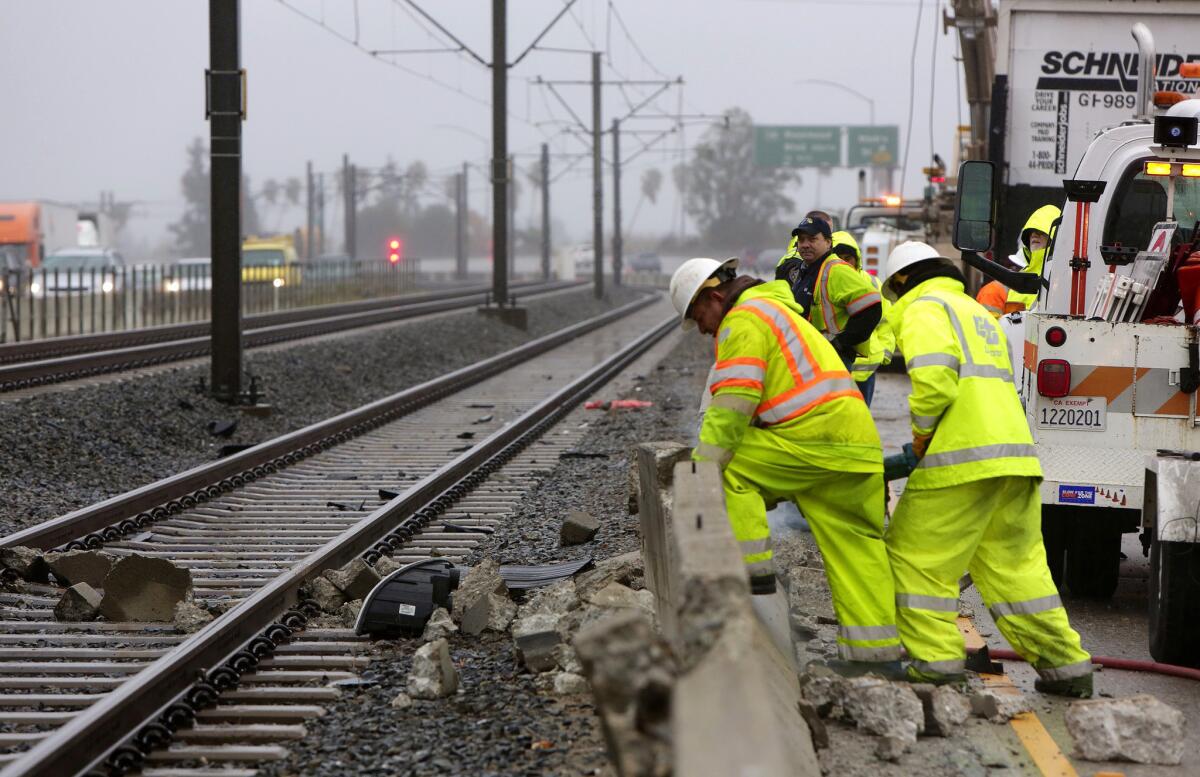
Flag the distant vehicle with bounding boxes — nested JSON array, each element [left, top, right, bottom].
[[845, 199, 927, 277], [0, 201, 79, 268], [628, 252, 662, 274], [31, 247, 125, 296], [571, 243, 599, 277], [165, 257, 211, 293], [242, 235, 300, 287]]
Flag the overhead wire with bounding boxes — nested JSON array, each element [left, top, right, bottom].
[[898, 0, 926, 197], [928, 0, 939, 164]]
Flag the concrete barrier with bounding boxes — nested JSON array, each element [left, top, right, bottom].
[[635, 441, 692, 642]]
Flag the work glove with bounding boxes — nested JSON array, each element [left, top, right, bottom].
[[912, 433, 934, 459]]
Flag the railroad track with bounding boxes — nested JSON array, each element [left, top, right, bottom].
[[0, 293, 675, 776], [0, 280, 580, 393]]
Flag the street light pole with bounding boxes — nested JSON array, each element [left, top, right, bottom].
[[794, 78, 882, 194]]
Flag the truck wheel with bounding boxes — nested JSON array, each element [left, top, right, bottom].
[[1149, 538, 1200, 667], [1040, 510, 1068, 589], [1064, 528, 1121, 599]]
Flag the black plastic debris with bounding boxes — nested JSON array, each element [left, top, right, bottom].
[[467, 403, 495, 409], [442, 521, 495, 535], [207, 419, 238, 438], [355, 559, 462, 637], [327, 500, 366, 512], [559, 451, 609, 460], [378, 488, 401, 501], [449, 444, 473, 453], [499, 556, 594, 592]]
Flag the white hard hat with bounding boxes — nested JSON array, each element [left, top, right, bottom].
[[883, 241, 940, 284], [669, 257, 739, 329]]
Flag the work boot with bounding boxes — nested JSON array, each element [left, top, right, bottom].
[[904, 664, 968, 689], [816, 658, 907, 682], [1034, 673, 1093, 698]]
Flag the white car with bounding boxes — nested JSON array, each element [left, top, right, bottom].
[[32, 248, 125, 296], [165, 257, 212, 293]]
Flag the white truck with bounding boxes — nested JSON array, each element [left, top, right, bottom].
[[957, 23, 1200, 666]]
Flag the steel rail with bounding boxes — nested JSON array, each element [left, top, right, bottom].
[[3, 312, 676, 777], [0, 280, 574, 364], [0, 280, 581, 392], [0, 293, 656, 551]]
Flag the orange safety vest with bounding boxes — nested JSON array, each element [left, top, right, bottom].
[[976, 280, 1025, 319]]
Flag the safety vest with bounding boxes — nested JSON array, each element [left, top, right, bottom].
[[850, 270, 895, 382], [1006, 204, 1061, 311], [891, 276, 1042, 489], [810, 253, 882, 336], [976, 280, 1010, 318], [694, 281, 881, 473]]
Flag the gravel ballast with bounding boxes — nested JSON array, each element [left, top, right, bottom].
[[0, 287, 640, 536], [258, 332, 710, 777]]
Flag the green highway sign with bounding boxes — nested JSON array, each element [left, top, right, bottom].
[[847, 125, 899, 167], [754, 126, 841, 168]]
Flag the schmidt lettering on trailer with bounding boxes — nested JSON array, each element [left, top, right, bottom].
[[1038, 50, 1200, 93]]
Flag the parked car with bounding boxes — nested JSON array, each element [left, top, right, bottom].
[[628, 252, 662, 274], [31, 248, 125, 296]]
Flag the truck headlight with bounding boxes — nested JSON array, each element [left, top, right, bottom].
[[101, 280, 114, 293], [164, 279, 180, 293], [30, 281, 41, 295], [272, 277, 284, 288]]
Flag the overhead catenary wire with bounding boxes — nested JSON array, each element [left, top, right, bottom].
[[898, 0, 926, 197], [928, 0, 939, 165]]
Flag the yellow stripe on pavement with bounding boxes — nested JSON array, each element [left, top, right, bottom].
[[956, 617, 1079, 777]]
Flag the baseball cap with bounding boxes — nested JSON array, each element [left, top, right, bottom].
[[791, 217, 832, 240]]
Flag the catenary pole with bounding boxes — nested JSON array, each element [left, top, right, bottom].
[[491, 0, 509, 305], [612, 117, 622, 286], [591, 51, 603, 298], [541, 142, 550, 279]]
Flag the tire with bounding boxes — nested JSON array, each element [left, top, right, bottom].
[[1064, 526, 1121, 599], [1149, 538, 1200, 667]]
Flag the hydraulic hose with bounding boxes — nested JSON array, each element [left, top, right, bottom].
[[969, 645, 1200, 682]]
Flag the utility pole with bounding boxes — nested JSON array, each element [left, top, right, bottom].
[[507, 155, 515, 275], [316, 172, 326, 255], [540, 143, 550, 280], [591, 51, 603, 299], [611, 117, 622, 286], [207, 0, 244, 403], [305, 160, 314, 260], [491, 0, 509, 307], [343, 154, 357, 260], [455, 167, 467, 280]]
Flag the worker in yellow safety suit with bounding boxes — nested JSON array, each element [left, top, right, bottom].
[[829, 230, 895, 405], [881, 241, 1093, 697], [776, 217, 883, 404], [669, 256, 901, 669], [976, 205, 1060, 318]]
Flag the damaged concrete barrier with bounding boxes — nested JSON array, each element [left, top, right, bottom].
[[99, 555, 193, 622], [323, 559, 380, 601], [452, 558, 515, 635], [633, 441, 691, 641], [1065, 694, 1185, 765], [45, 550, 116, 588]]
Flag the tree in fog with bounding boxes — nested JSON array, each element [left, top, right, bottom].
[[677, 108, 797, 248], [168, 137, 262, 255], [628, 167, 663, 232]]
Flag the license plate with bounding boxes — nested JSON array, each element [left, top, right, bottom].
[[1035, 395, 1106, 432]]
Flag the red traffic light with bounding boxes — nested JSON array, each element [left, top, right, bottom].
[[386, 237, 403, 264]]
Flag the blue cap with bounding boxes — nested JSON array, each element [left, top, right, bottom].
[[791, 217, 832, 240]]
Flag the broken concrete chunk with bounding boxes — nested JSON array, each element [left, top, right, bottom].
[[840, 676, 925, 745], [54, 583, 101, 622], [452, 559, 506, 626], [173, 600, 214, 633], [99, 555, 193, 622], [462, 592, 516, 636], [797, 699, 829, 750], [323, 559, 381, 601], [552, 671, 590, 696], [337, 599, 363, 629], [1065, 694, 1185, 765], [518, 579, 580, 619], [588, 581, 656, 619], [407, 638, 459, 699], [970, 687, 1032, 723], [798, 664, 848, 717], [390, 692, 414, 709], [374, 556, 403, 578], [553, 643, 584, 675], [307, 576, 347, 614], [560, 511, 600, 545], [420, 607, 458, 644], [45, 550, 116, 588], [512, 613, 563, 672], [875, 734, 909, 762], [913, 683, 972, 737], [0, 546, 49, 583], [574, 550, 645, 600]]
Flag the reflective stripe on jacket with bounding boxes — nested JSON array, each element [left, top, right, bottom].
[[891, 276, 1042, 489], [810, 253, 882, 336], [693, 280, 882, 473], [851, 270, 895, 382]]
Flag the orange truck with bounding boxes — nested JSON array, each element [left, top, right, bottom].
[[0, 201, 79, 270]]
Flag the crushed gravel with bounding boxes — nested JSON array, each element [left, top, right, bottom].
[[0, 287, 641, 536], [258, 333, 710, 777]]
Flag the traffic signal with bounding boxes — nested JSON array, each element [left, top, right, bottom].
[[387, 237, 402, 264]]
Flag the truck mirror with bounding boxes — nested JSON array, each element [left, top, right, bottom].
[[953, 160, 995, 253]]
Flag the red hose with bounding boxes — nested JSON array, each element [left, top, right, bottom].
[[973, 646, 1200, 682]]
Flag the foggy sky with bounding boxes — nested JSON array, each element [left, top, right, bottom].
[[1, 0, 966, 257]]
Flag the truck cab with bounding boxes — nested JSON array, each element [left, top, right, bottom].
[[241, 235, 300, 287]]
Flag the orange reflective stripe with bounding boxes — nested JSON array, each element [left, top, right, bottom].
[[715, 357, 767, 369], [845, 290, 881, 315], [711, 378, 765, 393], [734, 299, 820, 385], [756, 376, 861, 425]]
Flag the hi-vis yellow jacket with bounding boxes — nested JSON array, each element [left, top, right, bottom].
[[693, 281, 882, 473], [891, 276, 1042, 489], [830, 231, 894, 382], [1006, 204, 1061, 311]]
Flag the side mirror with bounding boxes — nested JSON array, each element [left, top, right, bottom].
[[953, 160, 995, 253]]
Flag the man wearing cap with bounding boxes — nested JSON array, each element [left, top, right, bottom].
[[776, 218, 883, 376], [665, 256, 902, 671]]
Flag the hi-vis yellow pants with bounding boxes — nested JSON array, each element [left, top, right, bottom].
[[721, 427, 900, 662], [887, 476, 1092, 682]]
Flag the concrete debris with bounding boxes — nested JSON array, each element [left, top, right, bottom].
[[407, 638, 459, 700], [798, 665, 848, 717], [465, 592, 517, 636], [572, 610, 675, 777], [588, 581, 656, 620], [797, 699, 829, 750], [0, 546, 49, 583], [840, 676, 925, 747], [307, 576, 347, 613], [790, 613, 821, 642], [338, 599, 363, 629], [306, 613, 345, 630], [574, 550, 645, 600], [172, 600, 214, 633], [323, 558, 381, 601], [970, 687, 1032, 723], [54, 583, 102, 622], [560, 510, 600, 545], [99, 555, 193, 622], [390, 692, 414, 709], [420, 607, 458, 644], [1064, 694, 1185, 765], [452, 559, 512, 635], [552, 672, 590, 696], [874, 735, 909, 762], [518, 579, 580, 619], [512, 613, 564, 672], [374, 556, 403, 578], [627, 455, 641, 514], [913, 683, 972, 736], [553, 643, 584, 675], [45, 550, 116, 588]]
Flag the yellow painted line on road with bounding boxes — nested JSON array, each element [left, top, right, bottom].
[[956, 617, 1079, 777]]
